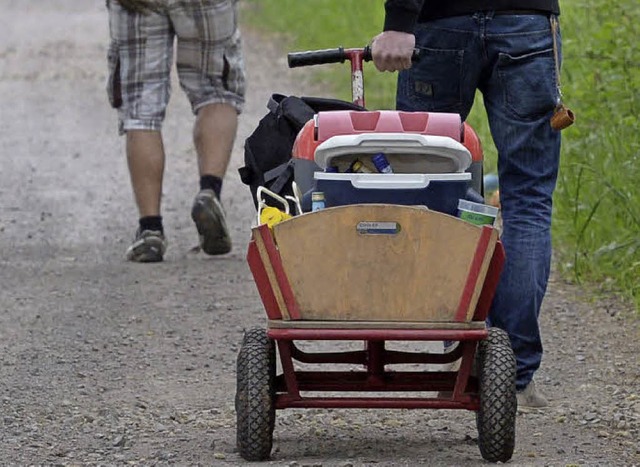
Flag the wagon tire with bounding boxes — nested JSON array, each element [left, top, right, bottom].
[[235, 329, 276, 461], [242, 327, 271, 345], [476, 327, 517, 463]]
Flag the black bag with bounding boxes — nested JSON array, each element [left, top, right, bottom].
[[239, 93, 364, 210]]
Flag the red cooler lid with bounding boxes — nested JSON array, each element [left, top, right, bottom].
[[292, 110, 484, 164], [316, 110, 462, 142]]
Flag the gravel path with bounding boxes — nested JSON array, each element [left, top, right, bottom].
[[0, 1, 638, 465]]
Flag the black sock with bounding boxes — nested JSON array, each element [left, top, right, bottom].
[[200, 175, 223, 199], [139, 216, 163, 234]]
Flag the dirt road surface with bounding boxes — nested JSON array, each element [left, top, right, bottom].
[[0, 1, 638, 465]]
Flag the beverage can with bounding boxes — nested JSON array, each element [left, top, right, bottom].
[[372, 153, 393, 174], [311, 191, 325, 212], [348, 159, 372, 173]]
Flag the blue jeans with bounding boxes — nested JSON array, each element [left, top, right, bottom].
[[397, 12, 562, 390]]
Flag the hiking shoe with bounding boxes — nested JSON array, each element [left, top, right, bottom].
[[517, 379, 549, 409], [125, 229, 167, 263], [191, 189, 232, 255]]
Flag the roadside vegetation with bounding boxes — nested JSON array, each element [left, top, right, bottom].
[[243, 0, 640, 311]]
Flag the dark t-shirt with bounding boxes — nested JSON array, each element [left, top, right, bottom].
[[384, 0, 560, 33]]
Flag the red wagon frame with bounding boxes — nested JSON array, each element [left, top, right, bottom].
[[247, 222, 505, 410]]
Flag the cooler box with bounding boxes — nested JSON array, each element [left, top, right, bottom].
[[292, 112, 473, 196], [313, 172, 471, 216]]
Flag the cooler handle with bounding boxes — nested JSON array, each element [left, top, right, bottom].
[[350, 174, 431, 190]]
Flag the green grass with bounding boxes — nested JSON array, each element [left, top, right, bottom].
[[554, 0, 640, 309], [242, 0, 640, 311]]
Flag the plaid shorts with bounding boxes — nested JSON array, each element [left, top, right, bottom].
[[106, 0, 245, 134]]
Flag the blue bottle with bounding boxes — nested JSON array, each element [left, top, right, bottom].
[[372, 153, 393, 174]]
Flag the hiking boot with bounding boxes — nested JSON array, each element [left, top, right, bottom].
[[517, 379, 549, 409], [125, 229, 167, 263], [191, 189, 231, 255]]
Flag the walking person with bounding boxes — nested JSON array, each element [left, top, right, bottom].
[[372, 0, 565, 408], [106, 0, 245, 262]]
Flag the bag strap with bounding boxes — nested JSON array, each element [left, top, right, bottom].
[[263, 160, 295, 194], [267, 93, 286, 114], [267, 94, 315, 130]]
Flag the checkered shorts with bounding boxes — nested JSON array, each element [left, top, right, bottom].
[[106, 0, 245, 134]]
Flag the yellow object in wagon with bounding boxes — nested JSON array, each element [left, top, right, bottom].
[[260, 206, 292, 228]]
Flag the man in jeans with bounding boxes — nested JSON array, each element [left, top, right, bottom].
[[372, 0, 563, 408], [106, 0, 245, 262]]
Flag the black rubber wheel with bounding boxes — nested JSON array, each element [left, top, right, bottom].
[[235, 328, 276, 461], [475, 327, 517, 463], [242, 327, 271, 345], [476, 327, 512, 362]]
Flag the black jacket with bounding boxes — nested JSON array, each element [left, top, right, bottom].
[[384, 0, 560, 33]]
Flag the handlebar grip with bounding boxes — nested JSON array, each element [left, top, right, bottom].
[[287, 47, 346, 68], [363, 45, 421, 62]]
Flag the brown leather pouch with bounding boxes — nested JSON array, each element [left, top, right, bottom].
[[550, 103, 575, 131]]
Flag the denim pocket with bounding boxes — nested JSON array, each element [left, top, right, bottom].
[[106, 42, 122, 109], [397, 46, 464, 113], [498, 48, 557, 120]]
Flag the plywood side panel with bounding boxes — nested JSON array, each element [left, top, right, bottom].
[[273, 205, 493, 322]]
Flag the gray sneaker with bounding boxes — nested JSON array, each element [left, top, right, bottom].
[[125, 229, 167, 263], [517, 379, 549, 409], [191, 189, 231, 255]]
